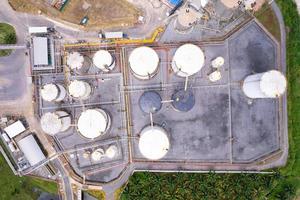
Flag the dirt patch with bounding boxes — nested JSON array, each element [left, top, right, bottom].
[[8, 0, 140, 30]]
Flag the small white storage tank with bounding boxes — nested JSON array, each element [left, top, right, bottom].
[[129, 46, 159, 80], [211, 57, 224, 68], [105, 145, 118, 159], [172, 44, 205, 77], [138, 125, 169, 160], [68, 80, 92, 100], [242, 70, 287, 99], [208, 70, 221, 82], [77, 109, 111, 139], [67, 52, 91, 74], [93, 50, 115, 72], [40, 83, 66, 102], [40, 111, 71, 136], [91, 148, 105, 161]]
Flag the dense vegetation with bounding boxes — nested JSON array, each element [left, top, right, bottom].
[[121, 1, 300, 199], [0, 154, 58, 200], [0, 23, 16, 56]]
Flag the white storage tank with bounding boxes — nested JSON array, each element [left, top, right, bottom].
[[77, 109, 111, 139], [40, 83, 66, 102], [68, 80, 92, 100], [211, 57, 224, 68], [40, 111, 71, 136], [242, 70, 287, 99], [91, 148, 105, 161], [93, 50, 115, 72], [138, 125, 170, 160], [105, 145, 118, 159], [129, 46, 159, 80], [172, 44, 205, 77], [67, 52, 91, 74]]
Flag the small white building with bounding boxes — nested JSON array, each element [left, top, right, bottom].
[[17, 135, 46, 166], [4, 120, 26, 138], [32, 37, 49, 66]]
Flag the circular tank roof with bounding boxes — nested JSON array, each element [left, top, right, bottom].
[[93, 50, 114, 71], [139, 126, 169, 160], [212, 57, 225, 68], [106, 145, 118, 159], [260, 70, 287, 98], [139, 91, 162, 114], [77, 109, 108, 139], [91, 148, 105, 161], [171, 89, 195, 112], [172, 44, 205, 77], [129, 46, 159, 79], [41, 112, 63, 135], [40, 84, 59, 102], [67, 52, 84, 70], [68, 80, 89, 98]]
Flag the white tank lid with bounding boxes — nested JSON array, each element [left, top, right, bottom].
[[40, 112, 63, 135], [105, 145, 118, 159], [208, 70, 222, 82], [78, 109, 108, 139], [139, 126, 169, 160], [91, 148, 105, 161], [68, 80, 89, 98], [40, 84, 59, 102], [129, 46, 159, 78], [93, 50, 113, 70], [67, 52, 84, 70], [173, 44, 205, 77], [212, 57, 225, 68], [260, 70, 287, 98]]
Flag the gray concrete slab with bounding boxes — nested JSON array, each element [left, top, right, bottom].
[[130, 86, 231, 161], [228, 22, 278, 82], [230, 86, 279, 162]]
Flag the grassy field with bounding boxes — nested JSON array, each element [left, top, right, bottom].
[[8, 0, 139, 30], [121, 1, 300, 199], [0, 154, 58, 200], [0, 23, 16, 57]]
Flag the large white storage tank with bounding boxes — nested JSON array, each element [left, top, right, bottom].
[[77, 109, 111, 139], [40, 111, 71, 136], [129, 46, 159, 80], [138, 125, 170, 160], [242, 70, 287, 99], [93, 50, 115, 72], [172, 44, 205, 77], [68, 80, 92, 100], [40, 83, 66, 102], [67, 52, 91, 74]]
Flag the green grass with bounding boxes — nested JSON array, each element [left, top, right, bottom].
[[0, 154, 58, 200], [254, 3, 281, 41], [86, 189, 105, 199], [0, 23, 16, 57], [120, 1, 300, 199]]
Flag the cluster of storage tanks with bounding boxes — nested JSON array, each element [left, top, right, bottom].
[[40, 49, 116, 141], [39, 44, 287, 162]]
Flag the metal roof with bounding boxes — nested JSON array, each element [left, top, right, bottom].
[[4, 120, 26, 138], [17, 134, 46, 166], [33, 37, 49, 66]]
